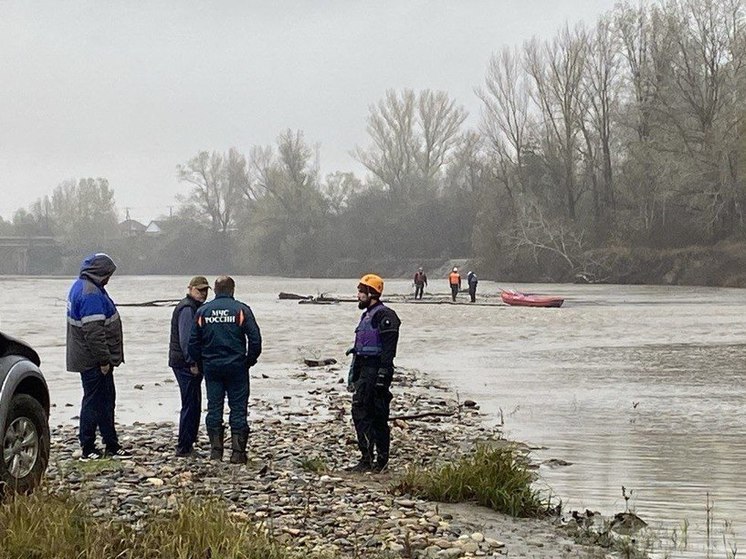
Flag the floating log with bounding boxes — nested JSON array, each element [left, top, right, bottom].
[[118, 299, 180, 307], [278, 292, 313, 300]]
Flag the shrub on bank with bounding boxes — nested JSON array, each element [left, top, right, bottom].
[[396, 444, 548, 518], [0, 489, 297, 559]]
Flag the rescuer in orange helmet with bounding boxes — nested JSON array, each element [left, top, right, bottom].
[[345, 273, 401, 472]]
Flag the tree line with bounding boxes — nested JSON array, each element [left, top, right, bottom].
[[3, 0, 745, 280]]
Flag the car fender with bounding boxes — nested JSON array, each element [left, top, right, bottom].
[[0, 356, 48, 440]]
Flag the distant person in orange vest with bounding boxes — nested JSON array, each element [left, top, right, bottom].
[[448, 267, 461, 302], [413, 267, 427, 300]]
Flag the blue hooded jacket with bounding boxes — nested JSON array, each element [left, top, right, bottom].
[[66, 253, 125, 372]]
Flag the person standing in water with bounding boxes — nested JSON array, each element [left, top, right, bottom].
[[467, 271, 478, 303], [413, 267, 427, 300], [448, 267, 461, 302]]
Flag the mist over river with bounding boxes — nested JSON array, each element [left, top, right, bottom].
[[2, 275, 744, 557]]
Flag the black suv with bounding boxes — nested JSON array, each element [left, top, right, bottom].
[[0, 332, 50, 494]]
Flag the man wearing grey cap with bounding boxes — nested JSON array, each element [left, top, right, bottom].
[[168, 275, 210, 457]]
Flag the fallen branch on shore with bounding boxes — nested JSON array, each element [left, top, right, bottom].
[[303, 358, 337, 367], [389, 410, 456, 421]]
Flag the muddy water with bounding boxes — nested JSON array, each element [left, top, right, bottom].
[[2, 275, 744, 557]]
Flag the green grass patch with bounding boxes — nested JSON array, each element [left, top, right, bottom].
[[395, 444, 548, 518], [72, 457, 125, 474], [298, 456, 329, 474], [0, 489, 305, 559]]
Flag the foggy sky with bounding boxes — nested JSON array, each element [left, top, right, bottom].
[[0, 1, 618, 223]]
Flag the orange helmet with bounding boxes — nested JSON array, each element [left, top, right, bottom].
[[358, 273, 384, 296]]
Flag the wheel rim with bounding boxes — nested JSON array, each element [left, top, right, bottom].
[[2, 417, 40, 479]]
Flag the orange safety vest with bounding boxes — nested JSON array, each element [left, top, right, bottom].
[[448, 271, 461, 285]]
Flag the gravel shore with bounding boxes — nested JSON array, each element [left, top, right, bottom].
[[46, 364, 611, 558]]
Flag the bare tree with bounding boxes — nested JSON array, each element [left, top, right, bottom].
[[477, 45, 533, 205], [246, 129, 329, 271], [249, 129, 321, 216], [579, 15, 622, 231], [321, 171, 363, 215], [615, 1, 674, 236], [177, 149, 246, 235], [666, 0, 746, 238], [417, 90, 468, 180], [354, 89, 466, 200], [525, 25, 589, 220]]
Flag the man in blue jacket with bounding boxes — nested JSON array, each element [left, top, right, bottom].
[[66, 253, 131, 460], [188, 276, 261, 465], [168, 275, 210, 457]]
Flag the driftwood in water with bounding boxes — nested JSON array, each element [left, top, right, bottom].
[[290, 293, 357, 304], [303, 358, 338, 367], [118, 299, 180, 307], [278, 292, 313, 300], [278, 292, 356, 303]]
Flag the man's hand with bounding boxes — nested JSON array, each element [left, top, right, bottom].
[[100, 364, 111, 375], [190, 364, 199, 375]]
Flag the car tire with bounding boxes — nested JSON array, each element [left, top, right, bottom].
[[0, 394, 50, 494]]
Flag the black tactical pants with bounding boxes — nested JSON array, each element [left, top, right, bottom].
[[351, 366, 392, 466]]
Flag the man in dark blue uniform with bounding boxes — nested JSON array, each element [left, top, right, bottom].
[[168, 275, 210, 457], [347, 274, 401, 472], [188, 276, 261, 464]]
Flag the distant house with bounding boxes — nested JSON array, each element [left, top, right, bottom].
[[119, 219, 146, 238], [145, 220, 164, 236]]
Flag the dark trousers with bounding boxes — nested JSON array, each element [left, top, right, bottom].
[[205, 368, 249, 435], [79, 367, 119, 453], [468, 284, 477, 302], [351, 367, 392, 465], [414, 284, 424, 299], [172, 367, 203, 452], [450, 284, 459, 302]]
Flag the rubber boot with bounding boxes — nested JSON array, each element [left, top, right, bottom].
[[207, 427, 224, 461], [229, 431, 248, 465]]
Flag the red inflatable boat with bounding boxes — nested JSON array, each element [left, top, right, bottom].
[[500, 290, 564, 308]]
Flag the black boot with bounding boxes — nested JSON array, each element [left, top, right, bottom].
[[372, 459, 388, 473], [207, 427, 224, 461], [229, 431, 248, 465], [345, 456, 373, 472]]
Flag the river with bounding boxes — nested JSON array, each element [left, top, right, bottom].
[[2, 275, 744, 557]]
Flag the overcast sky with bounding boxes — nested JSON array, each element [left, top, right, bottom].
[[0, 1, 618, 223]]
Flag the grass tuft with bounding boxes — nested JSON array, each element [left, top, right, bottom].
[[298, 456, 329, 474], [0, 488, 305, 559], [394, 444, 548, 518]]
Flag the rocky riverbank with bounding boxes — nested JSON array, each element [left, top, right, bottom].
[[46, 365, 614, 558]]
